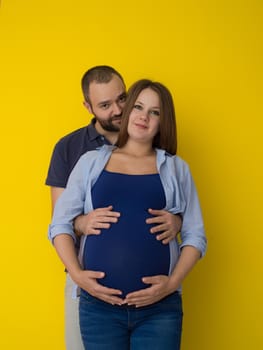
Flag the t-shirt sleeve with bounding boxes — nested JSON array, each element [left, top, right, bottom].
[[45, 140, 69, 188]]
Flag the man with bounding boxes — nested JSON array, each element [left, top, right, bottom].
[[46, 66, 182, 350]]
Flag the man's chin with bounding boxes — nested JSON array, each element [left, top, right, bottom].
[[111, 125, 121, 132], [103, 124, 120, 132], [112, 117, 121, 124], [111, 119, 121, 129]]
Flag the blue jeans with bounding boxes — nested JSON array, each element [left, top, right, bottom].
[[79, 290, 183, 350]]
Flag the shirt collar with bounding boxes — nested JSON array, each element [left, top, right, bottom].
[[87, 118, 112, 145], [87, 118, 102, 141]]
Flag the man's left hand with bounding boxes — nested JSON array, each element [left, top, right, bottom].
[[146, 209, 182, 244]]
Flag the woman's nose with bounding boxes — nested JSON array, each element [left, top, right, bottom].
[[139, 112, 148, 120]]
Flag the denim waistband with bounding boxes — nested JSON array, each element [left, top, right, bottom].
[[80, 289, 181, 310]]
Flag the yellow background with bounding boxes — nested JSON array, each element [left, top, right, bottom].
[[0, 0, 262, 349]]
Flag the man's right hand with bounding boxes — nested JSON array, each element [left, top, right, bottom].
[[72, 269, 124, 305], [74, 205, 120, 236]]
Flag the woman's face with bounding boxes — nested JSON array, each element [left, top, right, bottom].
[[127, 88, 160, 144]]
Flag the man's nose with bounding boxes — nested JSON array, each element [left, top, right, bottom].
[[112, 102, 122, 115]]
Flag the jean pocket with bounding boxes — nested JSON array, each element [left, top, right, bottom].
[[79, 290, 98, 306], [159, 292, 183, 312]]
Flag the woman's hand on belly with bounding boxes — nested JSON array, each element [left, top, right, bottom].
[[72, 269, 124, 305], [123, 275, 177, 308]]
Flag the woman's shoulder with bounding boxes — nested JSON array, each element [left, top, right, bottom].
[[156, 148, 189, 169], [80, 144, 116, 161]]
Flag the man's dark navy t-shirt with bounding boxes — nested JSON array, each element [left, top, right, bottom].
[[45, 119, 111, 188]]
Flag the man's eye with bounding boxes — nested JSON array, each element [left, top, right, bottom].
[[119, 95, 127, 102], [101, 104, 110, 109]]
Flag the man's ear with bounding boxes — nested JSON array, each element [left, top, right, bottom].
[[83, 101, 92, 114]]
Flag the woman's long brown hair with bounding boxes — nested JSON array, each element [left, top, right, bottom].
[[116, 79, 177, 155]]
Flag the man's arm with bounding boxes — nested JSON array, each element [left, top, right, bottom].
[[51, 187, 120, 236], [73, 205, 120, 236], [74, 208, 180, 241]]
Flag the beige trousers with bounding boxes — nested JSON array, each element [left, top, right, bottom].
[[65, 274, 85, 350]]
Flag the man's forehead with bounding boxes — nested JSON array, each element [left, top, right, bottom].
[[89, 76, 125, 104]]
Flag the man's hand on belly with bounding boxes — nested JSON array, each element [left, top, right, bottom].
[[146, 209, 182, 244], [74, 205, 121, 236]]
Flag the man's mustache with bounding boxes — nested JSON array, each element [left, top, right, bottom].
[[111, 115, 122, 121]]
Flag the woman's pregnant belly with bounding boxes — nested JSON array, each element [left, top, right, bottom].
[[83, 170, 170, 297]]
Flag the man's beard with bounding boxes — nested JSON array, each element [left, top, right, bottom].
[[96, 115, 122, 132]]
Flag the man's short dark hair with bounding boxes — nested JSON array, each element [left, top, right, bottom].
[[81, 65, 125, 102]]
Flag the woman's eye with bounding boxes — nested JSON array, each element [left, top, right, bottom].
[[134, 104, 142, 110], [150, 110, 160, 116]]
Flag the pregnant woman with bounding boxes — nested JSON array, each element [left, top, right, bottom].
[[49, 79, 207, 350]]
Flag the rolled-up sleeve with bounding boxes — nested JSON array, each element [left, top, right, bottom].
[[48, 156, 87, 244], [48, 223, 75, 243], [179, 162, 207, 257]]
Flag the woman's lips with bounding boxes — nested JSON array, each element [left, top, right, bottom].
[[134, 123, 147, 129]]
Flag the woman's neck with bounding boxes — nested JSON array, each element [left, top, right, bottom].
[[108, 140, 157, 174], [117, 140, 154, 158]]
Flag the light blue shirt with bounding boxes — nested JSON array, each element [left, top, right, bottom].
[[49, 145, 207, 269]]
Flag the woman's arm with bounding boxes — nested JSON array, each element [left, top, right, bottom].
[[124, 157, 206, 307], [53, 234, 124, 305], [124, 245, 200, 307]]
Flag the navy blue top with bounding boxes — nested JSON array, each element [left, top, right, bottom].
[[45, 119, 111, 188], [83, 170, 170, 297]]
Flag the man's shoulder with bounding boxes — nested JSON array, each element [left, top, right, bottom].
[[74, 145, 114, 171], [58, 125, 90, 143]]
